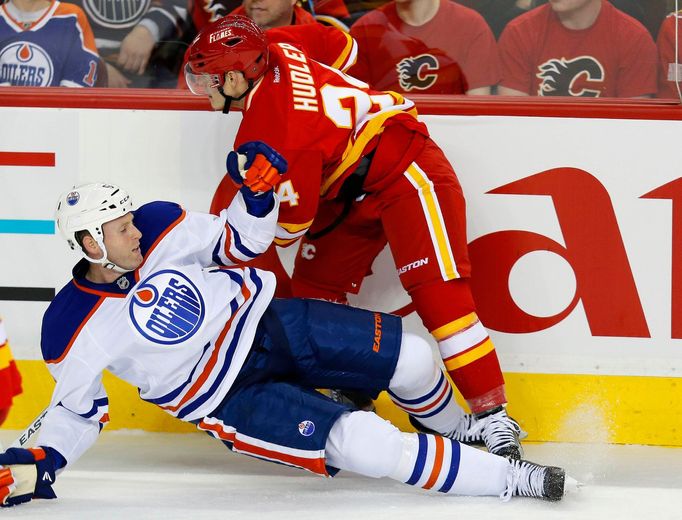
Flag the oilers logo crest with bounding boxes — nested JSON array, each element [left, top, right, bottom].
[[536, 56, 605, 97], [298, 420, 315, 436], [83, 0, 151, 29], [129, 270, 205, 345], [396, 54, 439, 91], [66, 191, 80, 206], [0, 42, 54, 86]]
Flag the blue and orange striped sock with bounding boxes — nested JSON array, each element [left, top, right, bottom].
[[389, 366, 463, 434], [388, 432, 509, 496]]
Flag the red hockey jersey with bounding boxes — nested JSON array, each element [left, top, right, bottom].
[[234, 40, 427, 246]]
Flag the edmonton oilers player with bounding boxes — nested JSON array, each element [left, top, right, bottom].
[[0, 143, 565, 507]]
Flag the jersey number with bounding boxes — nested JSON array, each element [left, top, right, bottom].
[[277, 180, 300, 207], [83, 60, 97, 87], [320, 83, 395, 129]]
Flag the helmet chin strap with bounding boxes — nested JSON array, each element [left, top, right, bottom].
[[83, 241, 133, 274], [218, 79, 254, 113]]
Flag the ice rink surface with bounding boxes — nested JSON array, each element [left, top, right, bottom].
[[1, 430, 682, 520]]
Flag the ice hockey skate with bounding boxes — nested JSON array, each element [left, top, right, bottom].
[[410, 405, 526, 459], [501, 459, 566, 501], [471, 406, 525, 460]]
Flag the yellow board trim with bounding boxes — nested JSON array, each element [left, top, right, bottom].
[[376, 372, 682, 446], [405, 164, 457, 280], [6, 361, 682, 446], [431, 312, 478, 340], [4, 360, 195, 433], [443, 338, 495, 370]]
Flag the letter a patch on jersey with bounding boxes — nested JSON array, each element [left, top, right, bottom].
[[276, 180, 299, 206]]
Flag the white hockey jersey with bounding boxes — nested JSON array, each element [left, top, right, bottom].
[[38, 193, 278, 466]]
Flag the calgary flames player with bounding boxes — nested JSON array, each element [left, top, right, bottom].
[[185, 15, 523, 459]]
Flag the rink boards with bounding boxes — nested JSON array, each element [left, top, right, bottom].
[[1, 94, 682, 445]]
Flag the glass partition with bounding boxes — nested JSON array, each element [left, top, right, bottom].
[[0, 0, 679, 100]]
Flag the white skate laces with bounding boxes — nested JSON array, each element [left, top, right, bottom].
[[474, 407, 523, 459], [445, 407, 524, 459], [443, 413, 480, 444], [501, 459, 566, 502]]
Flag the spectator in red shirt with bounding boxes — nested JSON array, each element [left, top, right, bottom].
[[179, 0, 317, 88], [497, 0, 657, 98], [231, 0, 316, 29], [456, 0, 533, 39], [191, 0, 316, 33], [349, 0, 500, 95], [657, 10, 681, 99]]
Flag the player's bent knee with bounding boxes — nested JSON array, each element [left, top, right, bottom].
[[388, 332, 436, 393], [325, 411, 403, 478]]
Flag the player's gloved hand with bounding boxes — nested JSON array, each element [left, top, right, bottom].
[[226, 141, 287, 217], [0, 447, 58, 507], [227, 140, 287, 193]]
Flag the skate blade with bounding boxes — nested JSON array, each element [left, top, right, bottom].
[[563, 474, 582, 496]]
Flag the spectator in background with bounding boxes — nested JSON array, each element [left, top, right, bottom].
[[178, 0, 318, 88], [456, 0, 533, 39], [0, 0, 101, 87], [498, 0, 657, 98], [0, 317, 22, 426], [657, 9, 681, 99], [191, 0, 320, 33], [190, 0, 238, 32], [309, 0, 351, 25], [534, 0, 671, 39], [230, 0, 316, 28], [349, 0, 500, 95], [68, 0, 189, 87]]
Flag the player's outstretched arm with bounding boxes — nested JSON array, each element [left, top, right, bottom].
[[0, 446, 63, 507], [226, 140, 287, 217]]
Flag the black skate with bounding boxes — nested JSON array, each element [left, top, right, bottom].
[[409, 406, 525, 459], [501, 459, 566, 502], [473, 406, 524, 460]]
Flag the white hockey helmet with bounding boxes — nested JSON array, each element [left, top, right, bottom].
[[55, 182, 134, 273]]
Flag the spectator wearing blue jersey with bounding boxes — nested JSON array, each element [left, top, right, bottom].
[[0, 0, 102, 87], [66, 0, 190, 87]]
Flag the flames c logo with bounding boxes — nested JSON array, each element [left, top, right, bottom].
[[396, 54, 439, 91], [536, 56, 605, 97]]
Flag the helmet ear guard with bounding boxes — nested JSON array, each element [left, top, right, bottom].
[[55, 182, 135, 273]]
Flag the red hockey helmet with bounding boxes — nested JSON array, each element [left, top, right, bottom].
[[185, 15, 269, 95]]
